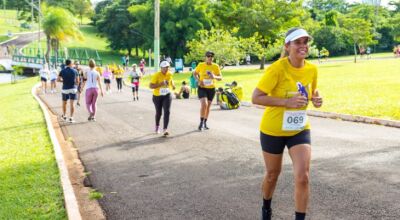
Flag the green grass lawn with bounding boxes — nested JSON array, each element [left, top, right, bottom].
[[0, 10, 38, 35], [141, 58, 400, 121], [0, 78, 67, 219], [0, 35, 11, 42], [28, 25, 148, 66]]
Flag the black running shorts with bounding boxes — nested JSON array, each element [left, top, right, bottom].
[[260, 129, 311, 154], [198, 87, 216, 101]]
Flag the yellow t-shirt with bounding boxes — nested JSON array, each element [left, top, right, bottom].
[[232, 86, 243, 101], [114, 68, 124, 79], [195, 62, 221, 89], [150, 71, 174, 96], [256, 57, 318, 136]]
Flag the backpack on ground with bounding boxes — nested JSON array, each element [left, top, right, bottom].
[[221, 89, 240, 109]]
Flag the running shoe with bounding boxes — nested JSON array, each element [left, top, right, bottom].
[[61, 115, 67, 121], [261, 207, 272, 220], [203, 124, 209, 130], [198, 123, 203, 131], [163, 130, 169, 137], [155, 126, 161, 134], [68, 117, 75, 123]]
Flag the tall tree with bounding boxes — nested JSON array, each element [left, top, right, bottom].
[[211, 0, 305, 69], [96, 0, 137, 56], [42, 5, 82, 65], [343, 18, 375, 62]]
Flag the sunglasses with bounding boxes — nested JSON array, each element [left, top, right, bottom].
[[206, 55, 214, 58]]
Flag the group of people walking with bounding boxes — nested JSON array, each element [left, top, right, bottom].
[[49, 27, 323, 220], [42, 59, 146, 123]]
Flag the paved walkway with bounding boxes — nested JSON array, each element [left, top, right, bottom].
[[39, 83, 400, 220]]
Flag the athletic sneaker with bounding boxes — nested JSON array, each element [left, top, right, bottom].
[[163, 130, 169, 137], [203, 124, 209, 130], [155, 126, 161, 134], [133, 97, 136, 101], [136, 97, 139, 101], [198, 123, 203, 131], [68, 117, 75, 123], [261, 207, 272, 220], [91, 117, 96, 122], [61, 115, 67, 121]]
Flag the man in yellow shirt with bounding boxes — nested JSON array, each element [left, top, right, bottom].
[[193, 51, 223, 131]]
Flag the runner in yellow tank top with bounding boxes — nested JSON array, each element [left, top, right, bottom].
[[252, 28, 323, 220]]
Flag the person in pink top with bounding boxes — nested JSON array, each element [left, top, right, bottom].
[[102, 66, 113, 93], [84, 59, 104, 121], [139, 58, 146, 75]]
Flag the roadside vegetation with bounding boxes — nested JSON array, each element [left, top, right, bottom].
[[0, 78, 67, 219], [140, 58, 400, 121]]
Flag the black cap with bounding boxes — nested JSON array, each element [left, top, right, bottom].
[[231, 81, 237, 86], [205, 51, 215, 56]]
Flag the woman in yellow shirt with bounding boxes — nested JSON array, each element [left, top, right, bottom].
[[114, 65, 124, 92], [149, 61, 176, 136], [252, 28, 323, 220], [193, 51, 223, 130]]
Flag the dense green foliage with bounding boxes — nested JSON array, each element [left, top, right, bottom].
[[3, 0, 399, 62], [89, 0, 400, 65]]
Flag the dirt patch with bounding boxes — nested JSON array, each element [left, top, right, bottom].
[[47, 105, 106, 220]]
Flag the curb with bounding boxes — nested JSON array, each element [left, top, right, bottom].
[[307, 110, 400, 128], [253, 104, 400, 128], [31, 83, 82, 220]]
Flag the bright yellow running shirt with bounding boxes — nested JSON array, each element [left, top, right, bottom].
[[256, 57, 318, 136], [195, 62, 221, 89], [150, 71, 174, 96], [114, 68, 124, 79]]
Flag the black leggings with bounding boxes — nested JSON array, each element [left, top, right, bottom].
[[116, 78, 122, 90], [152, 94, 172, 129]]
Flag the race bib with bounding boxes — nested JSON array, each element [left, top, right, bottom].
[[203, 79, 213, 86], [282, 110, 307, 131], [160, 88, 170, 95], [133, 79, 138, 83]]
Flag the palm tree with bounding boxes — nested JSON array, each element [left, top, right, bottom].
[[42, 5, 82, 67]]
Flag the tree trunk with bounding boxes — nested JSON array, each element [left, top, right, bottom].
[[45, 35, 51, 65], [135, 45, 139, 57], [128, 48, 132, 56], [260, 56, 265, 70], [55, 39, 59, 67], [353, 43, 357, 63]]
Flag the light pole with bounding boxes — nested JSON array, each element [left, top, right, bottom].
[[154, 0, 160, 72]]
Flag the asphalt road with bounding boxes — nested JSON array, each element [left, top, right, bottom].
[[39, 83, 400, 220]]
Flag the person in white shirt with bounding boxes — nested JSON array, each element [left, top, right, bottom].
[[39, 64, 50, 93], [49, 67, 58, 93], [83, 59, 104, 121], [127, 64, 142, 101]]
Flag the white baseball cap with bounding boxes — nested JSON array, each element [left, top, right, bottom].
[[285, 28, 312, 44], [160, 61, 170, 68]]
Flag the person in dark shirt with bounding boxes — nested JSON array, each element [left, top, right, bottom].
[[57, 59, 79, 123]]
